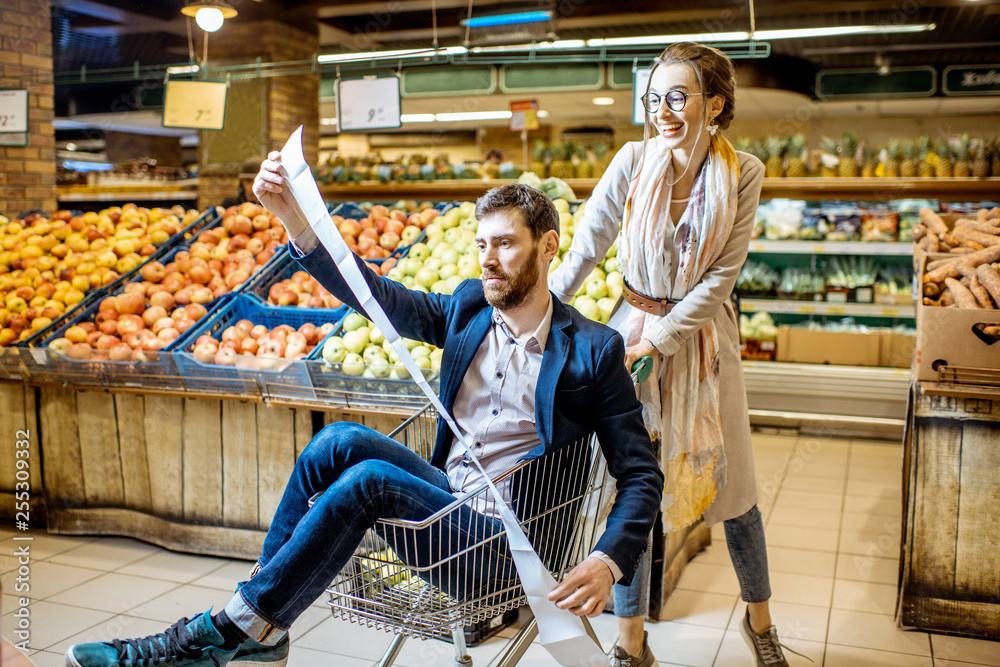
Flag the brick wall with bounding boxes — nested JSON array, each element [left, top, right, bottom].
[[0, 0, 55, 217]]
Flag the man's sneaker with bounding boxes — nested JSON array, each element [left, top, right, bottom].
[[609, 630, 656, 667], [65, 610, 236, 667], [740, 608, 812, 666], [231, 633, 289, 666]]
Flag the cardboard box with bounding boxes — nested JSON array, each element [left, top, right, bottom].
[[880, 331, 916, 368], [913, 253, 1000, 382], [776, 326, 882, 367]]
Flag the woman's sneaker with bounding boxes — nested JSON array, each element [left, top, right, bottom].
[[65, 610, 236, 667], [740, 609, 813, 666], [609, 631, 656, 667]]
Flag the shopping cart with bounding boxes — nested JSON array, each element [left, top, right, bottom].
[[319, 401, 617, 667]]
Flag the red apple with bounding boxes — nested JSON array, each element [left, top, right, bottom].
[[116, 292, 146, 315], [141, 262, 166, 283], [65, 325, 88, 343], [67, 343, 93, 360], [143, 306, 168, 328], [240, 337, 259, 355], [185, 303, 208, 322], [108, 343, 132, 362], [98, 319, 119, 336]]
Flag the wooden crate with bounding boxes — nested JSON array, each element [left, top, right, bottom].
[[899, 382, 1000, 639], [0, 383, 42, 523], [38, 388, 319, 559]]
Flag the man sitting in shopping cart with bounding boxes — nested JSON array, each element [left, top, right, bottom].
[[66, 175, 663, 667]]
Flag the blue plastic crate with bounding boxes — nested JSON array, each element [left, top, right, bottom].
[[241, 253, 350, 316], [173, 295, 346, 399]]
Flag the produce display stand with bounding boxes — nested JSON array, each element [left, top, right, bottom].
[[57, 180, 200, 205], [899, 376, 1000, 640]]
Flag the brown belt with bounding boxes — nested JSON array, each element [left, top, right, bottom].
[[623, 278, 677, 317]]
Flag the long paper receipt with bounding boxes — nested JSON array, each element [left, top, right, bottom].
[[278, 127, 607, 666]]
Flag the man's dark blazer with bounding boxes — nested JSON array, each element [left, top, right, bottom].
[[293, 244, 663, 584]]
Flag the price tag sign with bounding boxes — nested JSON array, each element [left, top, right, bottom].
[[0, 89, 28, 146], [162, 80, 228, 131], [510, 99, 538, 131], [632, 67, 652, 125], [337, 76, 401, 132]]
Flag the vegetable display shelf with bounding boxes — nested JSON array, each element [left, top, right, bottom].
[[740, 298, 915, 319], [748, 240, 912, 256], [57, 180, 200, 204]]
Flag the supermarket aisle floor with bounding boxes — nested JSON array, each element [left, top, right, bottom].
[[3, 433, 999, 667]]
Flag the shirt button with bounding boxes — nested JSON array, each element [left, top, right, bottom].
[[475, 441, 482, 449], [496, 371, 503, 378], [492, 409, 498, 416], [508, 338, 515, 344]]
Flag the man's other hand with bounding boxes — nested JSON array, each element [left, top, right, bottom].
[[547, 556, 614, 617]]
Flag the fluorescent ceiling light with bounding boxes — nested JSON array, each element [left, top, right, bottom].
[[537, 110, 549, 118], [318, 45, 466, 64], [469, 40, 586, 54], [320, 117, 337, 125], [436, 111, 512, 121], [462, 11, 551, 28], [755, 23, 936, 39], [166, 65, 200, 74], [400, 114, 436, 123], [588, 32, 749, 47], [592, 97, 615, 106]]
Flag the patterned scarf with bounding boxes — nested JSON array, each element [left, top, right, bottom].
[[618, 133, 740, 530]]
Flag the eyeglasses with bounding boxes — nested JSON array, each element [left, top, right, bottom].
[[640, 90, 705, 114]]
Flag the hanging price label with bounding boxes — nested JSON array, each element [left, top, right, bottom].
[[337, 76, 401, 131], [162, 80, 228, 130]]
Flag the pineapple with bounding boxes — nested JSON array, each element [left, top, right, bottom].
[[549, 143, 574, 180], [972, 138, 991, 178], [574, 144, 593, 179], [884, 140, 901, 179], [820, 136, 839, 178], [763, 136, 785, 178], [935, 139, 954, 178], [593, 141, 611, 178], [899, 140, 917, 178], [785, 134, 807, 178], [528, 140, 547, 178], [838, 132, 860, 178], [917, 135, 934, 178], [861, 144, 879, 178], [953, 134, 972, 178]]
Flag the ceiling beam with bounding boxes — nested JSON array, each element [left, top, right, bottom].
[[61, 0, 188, 36]]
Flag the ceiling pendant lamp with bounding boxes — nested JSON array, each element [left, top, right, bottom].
[[181, 0, 238, 33]]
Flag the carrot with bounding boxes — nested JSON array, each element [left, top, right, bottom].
[[926, 229, 940, 253], [927, 257, 950, 272], [969, 276, 995, 309], [953, 228, 1000, 248], [977, 209, 989, 222], [945, 277, 980, 309], [951, 247, 975, 255], [975, 264, 1000, 307], [955, 219, 1000, 235], [919, 207, 949, 236], [984, 325, 1000, 338], [939, 289, 955, 307], [922, 282, 941, 298], [911, 224, 927, 241], [923, 245, 1000, 282]]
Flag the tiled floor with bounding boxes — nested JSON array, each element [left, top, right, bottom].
[[3, 432, 999, 666]]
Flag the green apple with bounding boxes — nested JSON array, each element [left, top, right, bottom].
[[573, 295, 599, 321], [410, 344, 431, 360], [604, 243, 617, 259], [387, 267, 405, 282], [431, 355, 442, 372], [444, 227, 463, 245], [559, 212, 573, 227], [415, 267, 439, 289], [440, 248, 459, 265], [587, 266, 606, 282], [369, 326, 385, 345], [553, 199, 570, 215], [342, 330, 369, 355], [402, 338, 420, 351], [597, 297, 616, 323], [342, 312, 369, 332], [603, 257, 618, 274], [341, 352, 365, 376], [400, 225, 421, 243], [391, 364, 411, 380], [452, 237, 469, 254], [606, 271, 624, 290], [445, 275, 462, 293], [322, 337, 346, 364], [586, 277, 608, 300], [431, 280, 448, 294], [424, 223, 443, 239], [369, 357, 391, 378], [458, 201, 476, 216], [424, 257, 444, 273], [401, 275, 415, 288], [440, 212, 460, 230], [411, 284, 429, 293], [438, 263, 458, 280], [363, 344, 387, 364], [460, 215, 479, 232], [458, 263, 481, 280], [559, 234, 572, 252], [548, 256, 562, 274], [408, 242, 430, 261], [414, 356, 432, 372]]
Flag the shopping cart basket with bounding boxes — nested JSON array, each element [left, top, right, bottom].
[[320, 402, 615, 666]]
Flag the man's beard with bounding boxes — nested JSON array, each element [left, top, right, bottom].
[[482, 245, 539, 311]]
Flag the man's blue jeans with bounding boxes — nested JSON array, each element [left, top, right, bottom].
[[224, 422, 512, 640], [613, 505, 771, 617]]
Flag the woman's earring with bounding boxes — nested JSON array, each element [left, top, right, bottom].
[[706, 119, 718, 136]]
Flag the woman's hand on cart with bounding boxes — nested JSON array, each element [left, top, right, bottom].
[[253, 151, 311, 239], [626, 340, 657, 380], [547, 556, 615, 618]]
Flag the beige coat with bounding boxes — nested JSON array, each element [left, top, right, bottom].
[[549, 142, 765, 526]]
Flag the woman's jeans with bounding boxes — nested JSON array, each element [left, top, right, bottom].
[[224, 422, 510, 641], [614, 505, 771, 617]]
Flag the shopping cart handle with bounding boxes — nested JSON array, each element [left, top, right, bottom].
[[631, 355, 653, 383]]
